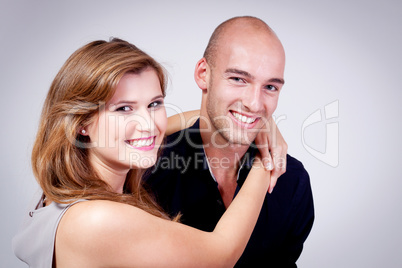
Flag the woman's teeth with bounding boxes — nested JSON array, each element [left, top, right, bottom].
[[127, 137, 154, 147], [232, 111, 257, 124]]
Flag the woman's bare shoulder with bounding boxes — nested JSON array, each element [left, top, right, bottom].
[[59, 200, 152, 235], [55, 200, 161, 266]]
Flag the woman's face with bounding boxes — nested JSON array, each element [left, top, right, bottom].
[[86, 68, 167, 171]]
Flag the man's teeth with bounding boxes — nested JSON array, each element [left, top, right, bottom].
[[232, 111, 257, 124], [127, 137, 154, 147]]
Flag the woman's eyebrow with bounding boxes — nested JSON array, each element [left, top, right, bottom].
[[151, 94, 164, 101], [112, 100, 137, 105], [112, 95, 164, 105]]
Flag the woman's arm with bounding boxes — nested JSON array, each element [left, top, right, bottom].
[[166, 110, 200, 136], [55, 158, 270, 268]]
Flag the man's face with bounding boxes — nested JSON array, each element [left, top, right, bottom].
[[204, 31, 285, 147]]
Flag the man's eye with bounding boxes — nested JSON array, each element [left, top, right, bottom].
[[116, 106, 132, 112], [230, 77, 245, 83], [266, 85, 278, 91]]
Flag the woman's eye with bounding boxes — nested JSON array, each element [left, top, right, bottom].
[[149, 100, 163, 108], [116, 106, 132, 112]]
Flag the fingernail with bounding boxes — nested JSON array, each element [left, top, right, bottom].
[[265, 162, 273, 171]]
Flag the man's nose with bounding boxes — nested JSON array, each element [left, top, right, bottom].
[[242, 86, 262, 112]]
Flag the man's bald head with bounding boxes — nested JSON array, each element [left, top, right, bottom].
[[203, 16, 279, 67]]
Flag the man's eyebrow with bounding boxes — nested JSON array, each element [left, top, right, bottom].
[[225, 68, 254, 79], [268, 78, 285, 85], [225, 68, 285, 85]]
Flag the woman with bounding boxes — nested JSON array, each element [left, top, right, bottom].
[[13, 38, 280, 267]]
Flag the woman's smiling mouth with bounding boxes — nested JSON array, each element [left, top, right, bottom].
[[125, 136, 156, 150]]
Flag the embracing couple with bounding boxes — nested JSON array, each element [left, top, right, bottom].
[[13, 16, 314, 267]]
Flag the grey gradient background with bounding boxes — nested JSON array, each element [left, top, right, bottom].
[[1, 0, 401, 267]]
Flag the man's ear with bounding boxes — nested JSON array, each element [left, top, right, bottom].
[[194, 58, 208, 91]]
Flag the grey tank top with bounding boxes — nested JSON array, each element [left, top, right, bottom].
[[12, 192, 86, 267]]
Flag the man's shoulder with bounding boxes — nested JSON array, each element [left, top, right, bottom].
[[275, 154, 311, 197], [165, 128, 190, 148], [285, 154, 308, 175], [162, 122, 203, 156]]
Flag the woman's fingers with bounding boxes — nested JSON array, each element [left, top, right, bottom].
[[255, 117, 288, 194]]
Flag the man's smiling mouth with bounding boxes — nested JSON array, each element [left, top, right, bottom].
[[230, 111, 258, 124]]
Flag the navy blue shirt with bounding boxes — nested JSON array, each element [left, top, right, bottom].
[[146, 119, 314, 267]]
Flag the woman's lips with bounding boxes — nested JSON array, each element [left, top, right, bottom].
[[125, 136, 156, 151]]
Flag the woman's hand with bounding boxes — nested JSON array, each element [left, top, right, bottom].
[[255, 117, 288, 194]]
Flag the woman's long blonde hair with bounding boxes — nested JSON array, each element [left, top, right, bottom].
[[32, 38, 172, 220]]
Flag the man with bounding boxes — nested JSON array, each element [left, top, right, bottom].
[[147, 16, 314, 267]]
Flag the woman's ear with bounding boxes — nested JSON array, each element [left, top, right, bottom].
[[194, 58, 209, 91], [79, 127, 89, 136]]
